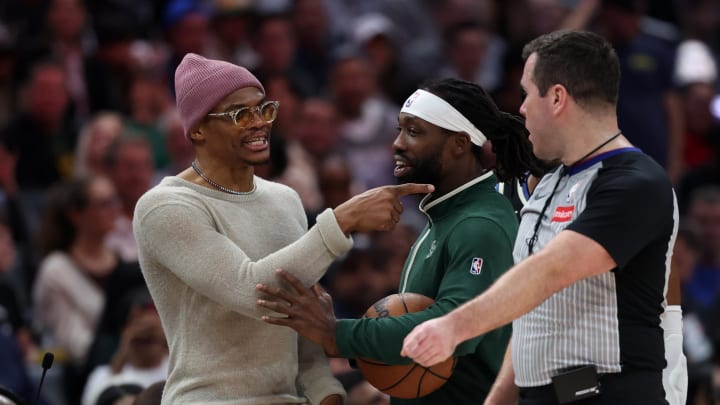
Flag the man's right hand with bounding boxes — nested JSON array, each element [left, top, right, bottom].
[[333, 183, 434, 235]]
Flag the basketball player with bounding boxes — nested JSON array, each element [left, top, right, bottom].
[[257, 78, 545, 404], [133, 53, 433, 404]]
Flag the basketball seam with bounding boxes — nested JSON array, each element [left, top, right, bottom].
[[400, 293, 410, 313], [377, 363, 419, 391], [423, 366, 451, 381], [416, 367, 429, 398]]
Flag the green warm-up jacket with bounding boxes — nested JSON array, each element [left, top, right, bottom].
[[336, 172, 518, 404]]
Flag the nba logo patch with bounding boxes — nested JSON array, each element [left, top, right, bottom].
[[404, 91, 420, 108], [470, 257, 483, 275]]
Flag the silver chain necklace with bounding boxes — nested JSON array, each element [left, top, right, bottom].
[[191, 161, 256, 195]]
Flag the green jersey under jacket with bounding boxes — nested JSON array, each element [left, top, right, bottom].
[[335, 171, 518, 404]]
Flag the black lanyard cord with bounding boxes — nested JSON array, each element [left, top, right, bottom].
[[525, 130, 622, 254]]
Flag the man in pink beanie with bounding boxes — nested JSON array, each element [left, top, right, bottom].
[[132, 53, 433, 404]]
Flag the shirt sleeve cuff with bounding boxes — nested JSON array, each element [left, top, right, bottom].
[[302, 376, 346, 405], [315, 208, 353, 257]]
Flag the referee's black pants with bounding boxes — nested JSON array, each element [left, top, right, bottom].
[[518, 369, 667, 405]]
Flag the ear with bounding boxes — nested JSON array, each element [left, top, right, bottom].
[[479, 140, 497, 170], [189, 126, 204, 142], [452, 132, 471, 156], [550, 84, 568, 115]]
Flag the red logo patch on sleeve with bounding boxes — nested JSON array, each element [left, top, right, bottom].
[[552, 206, 575, 222]]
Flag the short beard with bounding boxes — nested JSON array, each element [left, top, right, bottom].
[[396, 151, 443, 186]]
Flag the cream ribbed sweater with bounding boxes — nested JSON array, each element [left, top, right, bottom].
[[133, 176, 350, 404]]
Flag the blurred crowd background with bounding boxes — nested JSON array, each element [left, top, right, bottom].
[[1, 0, 720, 404]]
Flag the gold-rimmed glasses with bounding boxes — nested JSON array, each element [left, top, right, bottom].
[[207, 100, 280, 127]]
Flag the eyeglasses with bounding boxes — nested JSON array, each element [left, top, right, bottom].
[[207, 100, 280, 127]]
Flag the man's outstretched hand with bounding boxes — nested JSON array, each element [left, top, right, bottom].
[[401, 316, 458, 367], [257, 269, 340, 357]]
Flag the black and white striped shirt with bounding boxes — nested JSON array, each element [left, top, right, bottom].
[[512, 148, 678, 387]]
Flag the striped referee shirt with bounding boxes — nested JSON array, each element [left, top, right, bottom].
[[512, 148, 678, 387]]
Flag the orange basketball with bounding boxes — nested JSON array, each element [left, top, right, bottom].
[[356, 293, 456, 399]]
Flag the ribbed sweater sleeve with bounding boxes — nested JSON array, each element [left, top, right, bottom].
[[296, 335, 346, 404], [133, 190, 352, 320]]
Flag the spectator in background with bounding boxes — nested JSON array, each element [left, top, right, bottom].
[[32, 175, 140, 403], [491, 44, 527, 115], [290, 0, 343, 96], [14, 0, 92, 121], [94, 383, 143, 405], [674, 39, 720, 170], [680, 0, 720, 59], [372, 223, 419, 287], [74, 112, 125, 178], [439, 21, 494, 90], [596, 0, 684, 181], [0, 333, 39, 405], [251, 12, 313, 98], [352, 13, 422, 106], [156, 110, 194, 180], [103, 136, 154, 263], [330, 54, 397, 191], [0, 23, 16, 128], [0, 143, 40, 303], [0, 216, 35, 361], [85, 6, 140, 115], [162, 0, 209, 96], [205, 0, 258, 69], [1, 61, 76, 190], [683, 187, 720, 315], [125, 77, 173, 170], [324, 245, 394, 320], [1, 61, 77, 233], [263, 74, 301, 141], [278, 99, 341, 219], [318, 156, 356, 216], [132, 381, 165, 405], [82, 290, 168, 405], [669, 220, 714, 404]]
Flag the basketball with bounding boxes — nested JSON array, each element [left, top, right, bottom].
[[355, 293, 456, 399]]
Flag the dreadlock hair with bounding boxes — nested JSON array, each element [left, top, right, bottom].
[[420, 78, 546, 182]]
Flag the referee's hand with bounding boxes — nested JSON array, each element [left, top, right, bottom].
[[402, 315, 457, 367]]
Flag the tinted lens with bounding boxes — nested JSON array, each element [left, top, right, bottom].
[[236, 108, 254, 126], [233, 102, 278, 126], [261, 102, 278, 122]]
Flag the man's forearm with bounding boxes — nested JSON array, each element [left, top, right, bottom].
[[448, 231, 615, 344]]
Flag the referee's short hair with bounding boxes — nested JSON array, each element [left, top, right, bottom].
[[522, 30, 620, 109]]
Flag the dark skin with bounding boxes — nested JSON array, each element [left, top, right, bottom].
[[257, 111, 492, 356]]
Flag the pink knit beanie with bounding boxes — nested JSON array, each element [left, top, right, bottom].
[[175, 53, 265, 138]]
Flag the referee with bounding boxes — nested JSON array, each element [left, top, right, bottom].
[[402, 30, 680, 405]]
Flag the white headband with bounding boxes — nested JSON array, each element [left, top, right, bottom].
[[400, 89, 487, 146]]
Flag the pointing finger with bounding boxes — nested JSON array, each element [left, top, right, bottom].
[[391, 183, 434, 197]]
